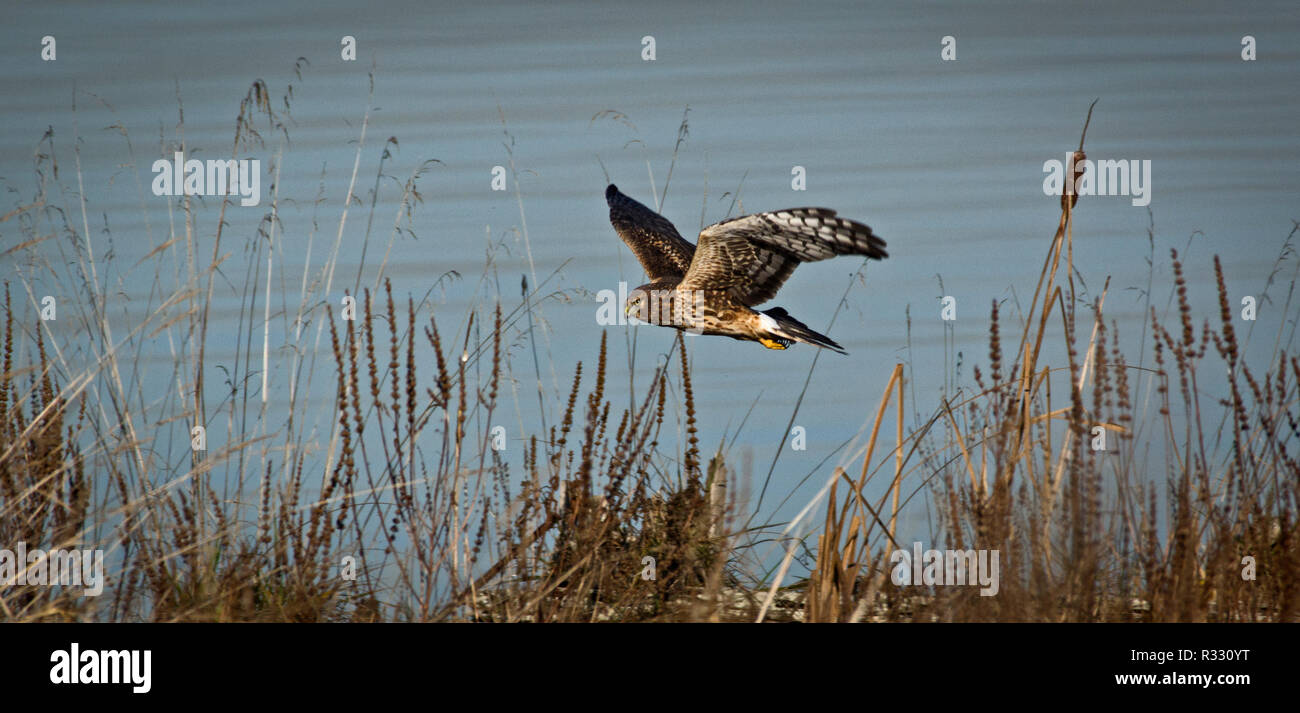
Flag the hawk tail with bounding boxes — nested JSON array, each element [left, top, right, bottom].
[[760, 307, 848, 355]]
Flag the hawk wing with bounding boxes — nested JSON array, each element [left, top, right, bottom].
[[678, 208, 887, 306], [606, 184, 696, 281]]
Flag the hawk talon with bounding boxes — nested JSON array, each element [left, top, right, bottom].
[[758, 338, 788, 350]]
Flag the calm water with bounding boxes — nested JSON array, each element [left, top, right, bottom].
[[3, 0, 1298, 534]]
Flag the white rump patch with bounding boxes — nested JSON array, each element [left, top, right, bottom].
[[758, 313, 780, 332]]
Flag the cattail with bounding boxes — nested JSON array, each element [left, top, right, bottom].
[[989, 299, 1002, 386], [677, 332, 700, 479], [405, 297, 418, 490], [425, 311, 451, 409], [555, 362, 582, 459]]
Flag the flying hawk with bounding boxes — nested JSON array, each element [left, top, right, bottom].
[[605, 184, 887, 354]]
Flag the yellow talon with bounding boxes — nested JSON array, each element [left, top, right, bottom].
[[758, 338, 787, 350]]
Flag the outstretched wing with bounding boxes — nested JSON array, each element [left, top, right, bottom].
[[678, 208, 887, 306], [606, 184, 696, 281]]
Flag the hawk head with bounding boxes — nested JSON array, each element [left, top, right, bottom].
[[625, 284, 679, 326], [624, 288, 651, 324]]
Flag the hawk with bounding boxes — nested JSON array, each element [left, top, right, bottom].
[[605, 184, 887, 354]]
